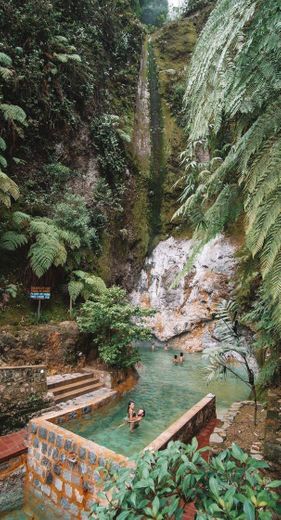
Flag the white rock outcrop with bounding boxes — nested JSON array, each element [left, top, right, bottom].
[[131, 235, 237, 351]]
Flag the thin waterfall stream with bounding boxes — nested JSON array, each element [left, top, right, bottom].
[[147, 40, 166, 242]]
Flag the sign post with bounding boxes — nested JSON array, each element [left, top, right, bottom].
[[30, 287, 51, 320]]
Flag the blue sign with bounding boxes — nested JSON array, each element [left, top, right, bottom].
[[30, 292, 51, 300], [30, 287, 51, 300]]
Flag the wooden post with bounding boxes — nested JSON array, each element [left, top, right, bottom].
[[37, 299, 41, 321]]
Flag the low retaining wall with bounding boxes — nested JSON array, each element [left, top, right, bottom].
[[86, 367, 139, 390], [145, 394, 216, 451], [0, 365, 49, 435], [26, 393, 216, 519], [0, 365, 47, 402]]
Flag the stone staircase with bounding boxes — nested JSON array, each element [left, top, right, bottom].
[[47, 372, 103, 404]]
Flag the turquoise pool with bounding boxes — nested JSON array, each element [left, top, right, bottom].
[[66, 346, 249, 457]]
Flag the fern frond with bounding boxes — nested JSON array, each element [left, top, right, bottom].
[[0, 138, 6, 152], [0, 52, 12, 66], [12, 211, 31, 226], [0, 231, 28, 250], [0, 104, 27, 125], [68, 281, 84, 302], [0, 171, 20, 206], [28, 235, 61, 278]]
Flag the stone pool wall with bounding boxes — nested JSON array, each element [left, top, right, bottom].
[[145, 394, 216, 451], [26, 393, 216, 519], [26, 392, 125, 520]]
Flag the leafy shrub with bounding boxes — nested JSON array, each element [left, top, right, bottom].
[[91, 439, 281, 519], [77, 286, 152, 368]]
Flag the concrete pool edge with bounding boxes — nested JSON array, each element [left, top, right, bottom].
[[145, 393, 216, 451], [26, 393, 216, 519]]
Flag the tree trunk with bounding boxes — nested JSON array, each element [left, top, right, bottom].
[[252, 384, 258, 426]]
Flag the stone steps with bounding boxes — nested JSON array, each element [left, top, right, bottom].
[[47, 372, 93, 389], [50, 376, 101, 396], [47, 372, 103, 404]]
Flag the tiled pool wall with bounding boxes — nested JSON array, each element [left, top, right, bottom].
[[27, 393, 216, 519]]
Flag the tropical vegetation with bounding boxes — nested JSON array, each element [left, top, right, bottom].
[[177, 0, 281, 388], [77, 286, 152, 368], [91, 439, 281, 519], [0, 0, 144, 315]]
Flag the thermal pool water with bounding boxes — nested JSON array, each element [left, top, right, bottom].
[[66, 346, 249, 457]]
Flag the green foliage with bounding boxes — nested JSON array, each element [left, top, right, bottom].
[[22, 162, 76, 215], [0, 103, 27, 125], [243, 288, 281, 390], [0, 0, 143, 299], [178, 0, 281, 385], [53, 193, 96, 249], [0, 212, 81, 278], [183, 0, 217, 16], [139, 0, 168, 26], [68, 270, 106, 313], [77, 286, 152, 368], [0, 51, 26, 211], [91, 115, 127, 184], [203, 300, 258, 421], [90, 439, 281, 519], [0, 171, 20, 209], [0, 0, 142, 143]]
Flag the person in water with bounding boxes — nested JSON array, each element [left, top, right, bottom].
[[179, 352, 184, 364], [127, 400, 135, 422], [129, 409, 146, 432], [173, 354, 178, 364]]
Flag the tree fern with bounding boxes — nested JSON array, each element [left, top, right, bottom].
[[0, 231, 28, 250], [178, 0, 281, 384], [1, 214, 81, 278]]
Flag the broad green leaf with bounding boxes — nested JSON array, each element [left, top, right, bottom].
[[266, 480, 281, 488], [209, 476, 220, 497], [243, 500, 255, 520], [152, 495, 160, 515]]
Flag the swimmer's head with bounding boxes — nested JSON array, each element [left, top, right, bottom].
[[180, 352, 183, 356], [174, 354, 178, 359], [138, 409, 145, 418], [127, 400, 135, 413]]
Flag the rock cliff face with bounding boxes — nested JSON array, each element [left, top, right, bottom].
[[131, 234, 237, 351]]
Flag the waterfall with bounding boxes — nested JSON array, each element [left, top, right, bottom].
[[132, 39, 151, 169]]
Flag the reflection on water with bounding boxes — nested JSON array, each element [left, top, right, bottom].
[[0, 489, 64, 520], [66, 346, 249, 457]]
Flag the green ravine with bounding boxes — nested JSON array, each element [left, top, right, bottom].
[[0, 1, 281, 519]]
